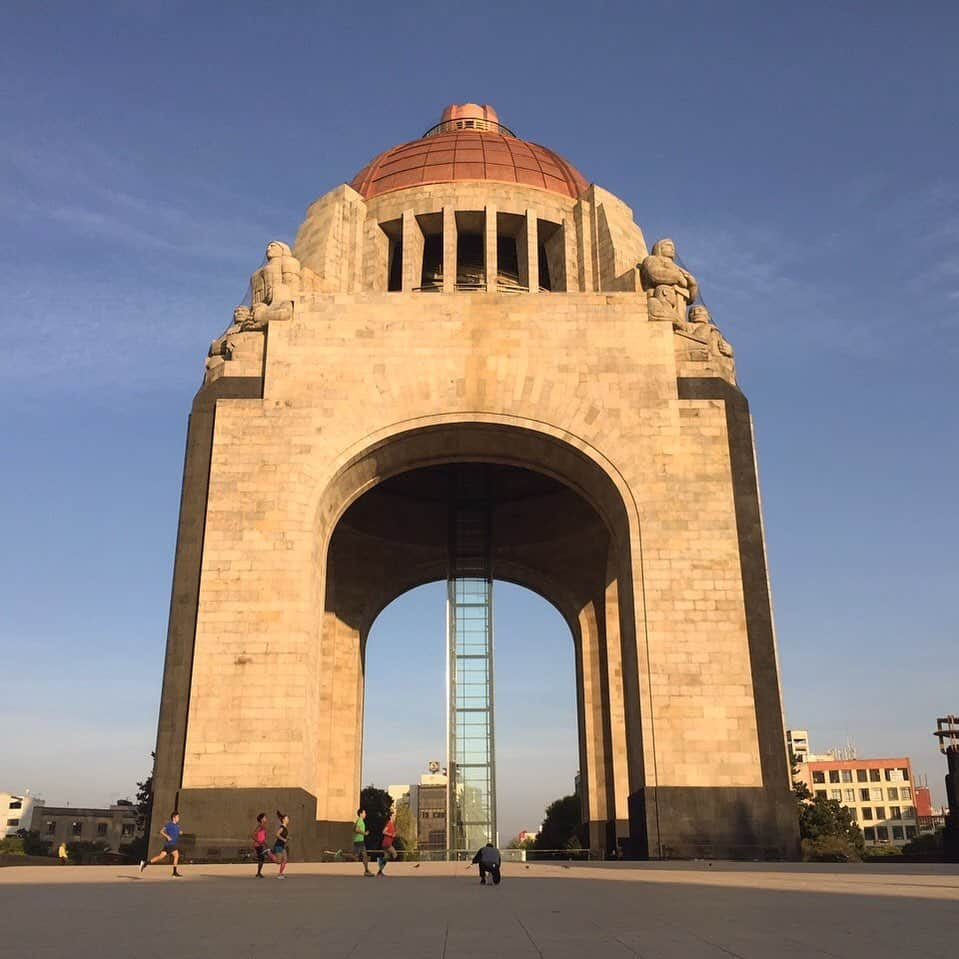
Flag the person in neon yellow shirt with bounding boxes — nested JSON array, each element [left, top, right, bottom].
[[353, 808, 373, 877]]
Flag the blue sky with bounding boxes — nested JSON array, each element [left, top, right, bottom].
[[1, 2, 956, 840]]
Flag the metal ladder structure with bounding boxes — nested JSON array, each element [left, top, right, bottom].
[[446, 465, 497, 853]]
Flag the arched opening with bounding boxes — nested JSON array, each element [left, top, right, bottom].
[[317, 431, 645, 856], [362, 579, 578, 853]]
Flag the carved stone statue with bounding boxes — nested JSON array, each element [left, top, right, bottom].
[[250, 240, 301, 325], [640, 238, 699, 323], [686, 304, 733, 358]]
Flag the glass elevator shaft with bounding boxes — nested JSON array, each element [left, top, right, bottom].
[[446, 465, 497, 853]]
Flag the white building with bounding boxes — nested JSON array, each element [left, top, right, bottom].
[[1, 792, 43, 837]]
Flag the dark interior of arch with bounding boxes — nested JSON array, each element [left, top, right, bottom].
[[325, 462, 611, 641]]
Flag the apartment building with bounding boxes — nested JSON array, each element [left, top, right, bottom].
[[795, 757, 917, 847]]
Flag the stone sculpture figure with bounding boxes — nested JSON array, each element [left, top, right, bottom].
[[207, 306, 255, 367], [640, 238, 699, 323], [686, 304, 733, 358], [251, 240, 301, 325]]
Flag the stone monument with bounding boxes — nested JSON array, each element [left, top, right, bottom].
[[152, 103, 798, 860]]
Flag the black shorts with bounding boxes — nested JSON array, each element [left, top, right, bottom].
[[163, 843, 179, 856], [255, 845, 267, 863]]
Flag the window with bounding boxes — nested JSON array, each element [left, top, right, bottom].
[[884, 768, 894, 781], [869, 768, 881, 782], [843, 789, 855, 802], [892, 826, 904, 840], [876, 826, 889, 841], [875, 807, 886, 820], [71, 822, 82, 836], [860, 789, 871, 802], [856, 769, 868, 782], [887, 787, 898, 801], [8, 800, 22, 810], [814, 790, 827, 799], [870, 788, 883, 802], [122, 823, 135, 837], [903, 807, 915, 819], [862, 807, 873, 820], [901, 787, 912, 799], [863, 827, 876, 841], [900, 767, 910, 781], [841, 770, 853, 783], [6, 818, 19, 827], [890, 806, 901, 820], [905, 826, 917, 839], [97, 823, 108, 836], [46, 821, 56, 834], [830, 789, 842, 801], [828, 770, 840, 783], [812, 771, 826, 784]]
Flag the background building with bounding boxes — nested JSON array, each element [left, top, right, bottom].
[[416, 767, 448, 852], [1, 791, 44, 837], [795, 757, 917, 847], [34, 801, 139, 852]]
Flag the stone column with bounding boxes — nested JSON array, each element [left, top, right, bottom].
[[402, 210, 424, 292], [442, 206, 456, 293], [485, 205, 497, 293], [519, 210, 539, 293]]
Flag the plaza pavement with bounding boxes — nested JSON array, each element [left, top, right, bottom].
[[1, 860, 957, 958]]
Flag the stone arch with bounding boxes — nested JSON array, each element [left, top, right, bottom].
[[310, 419, 650, 853]]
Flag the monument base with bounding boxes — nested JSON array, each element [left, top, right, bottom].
[[628, 786, 799, 860], [150, 788, 352, 862]]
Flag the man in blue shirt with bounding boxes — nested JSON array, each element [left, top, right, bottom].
[[139, 812, 183, 877]]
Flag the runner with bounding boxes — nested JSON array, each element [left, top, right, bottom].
[[252, 812, 275, 878], [353, 808, 373, 877], [139, 812, 183, 877], [273, 811, 290, 879], [377, 811, 397, 876]]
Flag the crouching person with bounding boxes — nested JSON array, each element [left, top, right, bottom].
[[471, 842, 501, 885]]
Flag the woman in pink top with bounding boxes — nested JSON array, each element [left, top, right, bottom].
[[252, 812, 275, 878]]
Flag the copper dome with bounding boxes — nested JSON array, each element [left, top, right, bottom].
[[350, 104, 588, 201]]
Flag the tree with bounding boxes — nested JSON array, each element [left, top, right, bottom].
[[16, 829, 51, 857], [507, 835, 536, 851], [797, 794, 865, 862], [534, 794, 582, 851], [359, 785, 393, 850], [120, 753, 155, 863], [393, 801, 417, 853], [66, 841, 110, 864]]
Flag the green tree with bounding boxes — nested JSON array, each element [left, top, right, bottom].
[[0, 836, 25, 856], [534, 794, 582, 851], [903, 831, 944, 858], [393, 801, 417, 853], [66, 840, 110, 864], [797, 794, 865, 862], [507, 835, 536, 851], [359, 785, 393, 850], [120, 754, 155, 863], [16, 829, 51, 857]]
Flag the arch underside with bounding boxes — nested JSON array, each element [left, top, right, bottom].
[[320, 427, 641, 855]]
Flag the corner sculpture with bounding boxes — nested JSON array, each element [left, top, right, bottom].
[[639, 237, 699, 323], [206, 241, 302, 373], [639, 239, 733, 360]]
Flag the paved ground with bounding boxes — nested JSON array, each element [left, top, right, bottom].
[[1, 860, 958, 958]]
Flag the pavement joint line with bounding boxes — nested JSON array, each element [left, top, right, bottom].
[[512, 910, 545, 959], [588, 918, 647, 958]]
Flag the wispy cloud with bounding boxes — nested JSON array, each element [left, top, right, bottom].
[[0, 132, 285, 263]]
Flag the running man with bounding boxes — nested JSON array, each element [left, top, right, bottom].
[[273, 811, 290, 879], [353, 808, 373, 877], [139, 812, 183, 877], [252, 812, 275, 878], [377, 812, 397, 876]]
